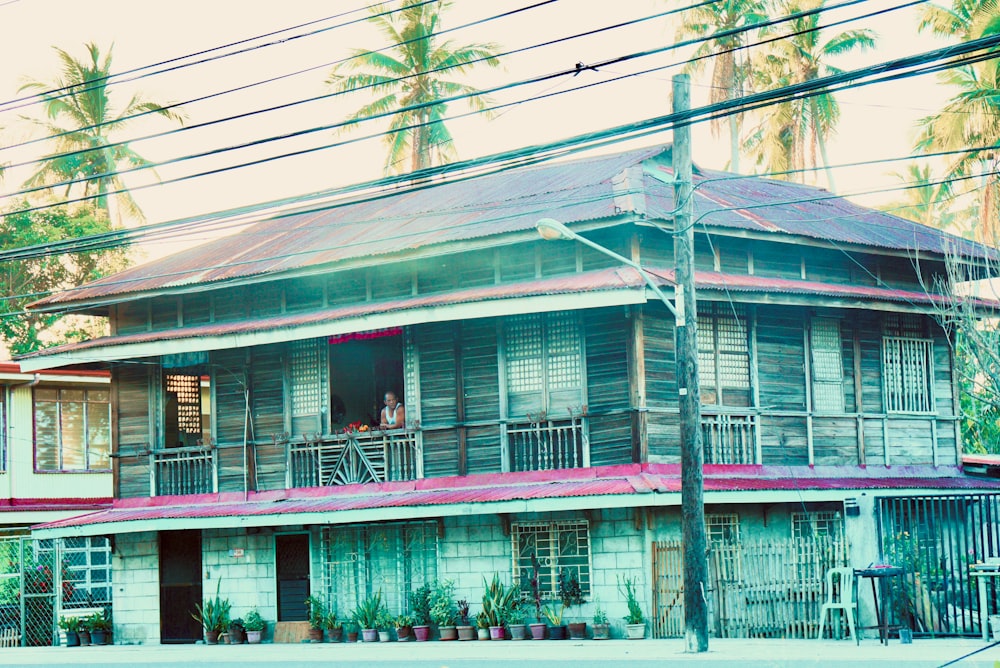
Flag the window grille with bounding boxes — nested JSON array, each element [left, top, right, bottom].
[[511, 520, 591, 600], [59, 537, 112, 607], [289, 340, 323, 417], [706, 514, 741, 543], [320, 522, 437, 617], [791, 511, 844, 540], [811, 318, 844, 413], [34, 387, 110, 471], [165, 375, 202, 434], [882, 336, 934, 413]]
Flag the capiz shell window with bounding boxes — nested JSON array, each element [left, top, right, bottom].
[[34, 387, 110, 471]]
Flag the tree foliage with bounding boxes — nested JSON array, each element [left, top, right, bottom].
[[327, 0, 500, 174]]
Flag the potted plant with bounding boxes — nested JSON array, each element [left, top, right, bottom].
[[58, 616, 81, 647], [455, 599, 475, 641], [345, 621, 359, 643], [228, 618, 246, 644], [78, 620, 91, 647], [481, 573, 518, 641], [243, 610, 266, 644], [429, 580, 458, 641], [376, 609, 394, 642], [409, 585, 432, 642], [527, 553, 547, 640], [559, 569, 587, 640], [475, 610, 490, 640], [541, 603, 565, 639], [352, 590, 386, 642], [506, 603, 527, 640], [193, 580, 231, 644], [618, 575, 645, 639], [324, 611, 343, 643], [395, 613, 414, 641], [305, 595, 325, 642], [592, 598, 610, 640]]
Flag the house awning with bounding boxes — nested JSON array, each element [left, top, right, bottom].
[[31, 464, 1000, 539], [19, 266, 990, 372]]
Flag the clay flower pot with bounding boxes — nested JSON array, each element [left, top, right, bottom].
[[413, 625, 431, 642], [529, 623, 546, 640], [457, 625, 476, 641], [489, 625, 505, 640], [567, 622, 586, 640]]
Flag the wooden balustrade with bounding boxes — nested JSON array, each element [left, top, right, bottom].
[[287, 430, 421, 487], [152, 446, 216, 496], [506, 417, 588, 472], [702, 412, 758, 465]]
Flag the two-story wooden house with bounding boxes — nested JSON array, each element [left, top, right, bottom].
[[21, 145, 1000, 643]]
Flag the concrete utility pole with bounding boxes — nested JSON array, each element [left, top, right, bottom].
[[672, 73, 709, 653]]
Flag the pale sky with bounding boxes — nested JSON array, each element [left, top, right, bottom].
[[0, 0, 962, 258]]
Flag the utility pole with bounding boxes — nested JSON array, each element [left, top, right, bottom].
[[672, 73, 709, 653]]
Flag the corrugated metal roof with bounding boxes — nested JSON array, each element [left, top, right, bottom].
[[22, 266, 990, 363], [34, 464, 1000, 533], [32, 145, 993, 310]]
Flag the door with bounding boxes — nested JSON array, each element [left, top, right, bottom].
[[159, 530, 203, 643], [276, 533, 310, 621]]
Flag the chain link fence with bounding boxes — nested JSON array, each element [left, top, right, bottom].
[[0, 534, 112, 647]]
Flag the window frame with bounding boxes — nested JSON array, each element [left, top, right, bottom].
[[511, 519, 591, 601], [697, 303, 751, 407], [502, 311, 586, 420], [809, 317, 845, 414], [33, 385, 111, 473], [881, 314, 934, 414]]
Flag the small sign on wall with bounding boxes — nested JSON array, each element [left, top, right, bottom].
[[229, 548, 245, 558]]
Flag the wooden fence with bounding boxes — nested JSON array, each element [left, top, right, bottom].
[[652, 537, 848, 639]]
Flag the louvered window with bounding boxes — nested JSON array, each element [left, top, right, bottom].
[[811, 318, 844, 413], [882, 315, 933, 413], [697, 304, 750, 406], [511, 520, 591, 600], [504, 312, 583, 417]]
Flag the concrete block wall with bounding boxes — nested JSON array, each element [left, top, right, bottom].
[[112, 531, 159, 645], [202, 527, 278, 637]]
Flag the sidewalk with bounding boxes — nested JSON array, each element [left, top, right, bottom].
[[0, 638, 997, 668]]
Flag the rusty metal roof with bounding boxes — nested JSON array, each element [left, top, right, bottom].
[[21, 266, 989, 364], [32, 145, 993, 311], [33, 463, 1000, 535]]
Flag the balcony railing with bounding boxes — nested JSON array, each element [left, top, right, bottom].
[[152, 446, 217, 496], [506, 416, 588, 472], [702, 412, 758, 465], [287, 430, 421, 487]]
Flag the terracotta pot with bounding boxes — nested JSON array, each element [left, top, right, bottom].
[[246, 630, 262, 644], [548, 625, 567, 640], [308, 628, 323, 642], [65, 631, 80, 647], [509, 624, 527, 640], [413, 625, 431, 642], [439, 625, 458, 641], [361, 628, 378, 642], [457, 625, 476, 641], [625, 623, 645, 639], [529, 623, 546, 640], [592, 623, 610, 640], [229, 627, 245, 644], [476, 628, 490, 640], [396, 625, 412, 641], [346, 631, 359, 643], [204, 630, 219, 645], [489, 625, 505, 640], [328, 627, 343, 643], [567, 622, 586, 640]]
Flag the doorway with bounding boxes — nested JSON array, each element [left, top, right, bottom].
[[159, 530, 203, 643], [276, 533, 311, 621]]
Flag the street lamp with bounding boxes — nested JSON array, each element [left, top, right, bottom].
[[536, 216, 709, 651]]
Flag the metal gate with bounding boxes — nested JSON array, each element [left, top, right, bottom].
[[0, 535, 112, 647], [878, 493, 1000, 637]]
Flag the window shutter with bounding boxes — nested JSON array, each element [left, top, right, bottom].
[[290, 339, 325, 436], [811, 318, 844, 413]]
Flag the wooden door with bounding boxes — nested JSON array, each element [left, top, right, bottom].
[[276, 533, 310, 621], [159, 530, 203, 643]]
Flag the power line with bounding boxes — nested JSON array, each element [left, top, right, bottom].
[[0, 0, 906, 209]]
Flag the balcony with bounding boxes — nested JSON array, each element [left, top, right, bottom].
[[505, 416, 588, 472], [287, 430, 421, 487], [702, 411, 758, 465], [152, 445, 217, 496]]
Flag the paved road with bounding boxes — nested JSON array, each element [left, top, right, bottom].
[[0, 638, 997, 667]]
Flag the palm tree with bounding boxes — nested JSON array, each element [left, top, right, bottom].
[[673, 0, 768, 173], [916, 0, 1000, 244], [18, 42, 185, 223], [743, 0, 876, 189], [327, 0, 500, 174], [881, 164, 962, 234]]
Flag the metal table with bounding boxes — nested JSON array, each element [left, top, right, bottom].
[[853, 566, 904, 645], [970, 563, 1000, 641]]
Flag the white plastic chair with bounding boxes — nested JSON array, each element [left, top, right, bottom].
[[817, 566, 857, 641]]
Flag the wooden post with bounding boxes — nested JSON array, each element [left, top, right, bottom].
[[673, 73, 709, 653]]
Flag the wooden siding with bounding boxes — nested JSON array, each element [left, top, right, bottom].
[[461, 319, 502, 475], [758, 416, 809, 465], [150, 296, 178, 330], [752, 241, 803, 280], [284, 274, 325, 312], [812, 417, 860, 465], [115, 362, 151, 498], [251, 343, 287, 490], [585, 308, 634, 466], [115, 301, 147, 335], [416, 322, 460, 477], [641, 304, 680, 463], [756, 307, 807, 412], [213, 348, 249, 446]]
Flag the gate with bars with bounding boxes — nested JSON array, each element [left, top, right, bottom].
[[0, 535, 112, 647], [877, 493, 1000, 637], [652, 536, 847, 639]]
